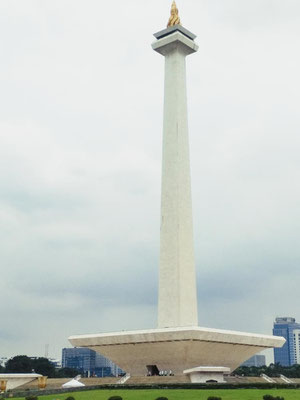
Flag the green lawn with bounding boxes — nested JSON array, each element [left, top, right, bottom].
[[12, 388, 300, 400]]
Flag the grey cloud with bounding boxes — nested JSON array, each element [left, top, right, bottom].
[[0, 1, 299, 363]]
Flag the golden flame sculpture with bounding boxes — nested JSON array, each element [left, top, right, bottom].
[[38, 376, 48, 389], [167, 1, 181, 27], [0, 380, 7, 392]]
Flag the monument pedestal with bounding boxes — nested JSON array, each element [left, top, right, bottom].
[[69, 326, 285, 377]]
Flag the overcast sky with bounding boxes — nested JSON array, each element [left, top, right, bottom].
[[0, 0, 299, 364]]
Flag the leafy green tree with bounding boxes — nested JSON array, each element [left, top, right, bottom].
[[32, 357, 56, 377], [55, 367, 80, 378], [5, 355, 33, 373], [4, 355, 81, 378], [234, 363, 300, 378]]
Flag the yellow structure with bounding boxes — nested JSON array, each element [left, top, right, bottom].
[[0, 380, 7, 392], [167, 1, 181, 27], [38, 376, 48, 389]]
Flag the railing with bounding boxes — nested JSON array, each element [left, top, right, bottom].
[[280, 374, 294, 384], [260, 374, 276, 383], [116, 373, 131, 384]]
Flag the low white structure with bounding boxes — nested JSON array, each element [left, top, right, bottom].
[[183, 366, 230, 383], [0, 373, 42, 391]]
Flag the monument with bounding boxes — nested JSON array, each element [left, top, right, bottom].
[[69, 2, 285, 381], [156, 1, 198, 330]]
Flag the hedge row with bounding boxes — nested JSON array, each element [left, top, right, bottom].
[[1, 382, 300, 399]]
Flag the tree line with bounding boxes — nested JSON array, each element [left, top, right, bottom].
[[0, 355, 79, 378], [234, 363, 300, 378]]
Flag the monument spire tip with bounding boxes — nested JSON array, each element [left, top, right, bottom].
[[167, 1, 181, 28]]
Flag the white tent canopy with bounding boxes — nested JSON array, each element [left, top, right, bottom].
[[62, 378, 85, 388]]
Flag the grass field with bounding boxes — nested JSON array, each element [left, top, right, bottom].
[[12, 389, 300, 400]]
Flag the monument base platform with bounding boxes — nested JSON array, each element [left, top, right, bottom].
[[69, 326, 285, 377], [183, 366, 230, 383]]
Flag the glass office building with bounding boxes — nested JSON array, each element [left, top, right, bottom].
[[62, 348, 123, 377], [273, 317, 300, 366], [241, 354, 266, 367]]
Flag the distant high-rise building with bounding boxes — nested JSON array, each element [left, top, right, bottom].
[[273, 317, 300, 366], [62, 348, 95, 376], [62, 348, 123, 377], [241, 354, 266, 367], [95, 353, 123, 377]]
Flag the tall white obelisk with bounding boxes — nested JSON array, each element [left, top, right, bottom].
[[152, 2, 199, 329], [69, 5, 286, 376]]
